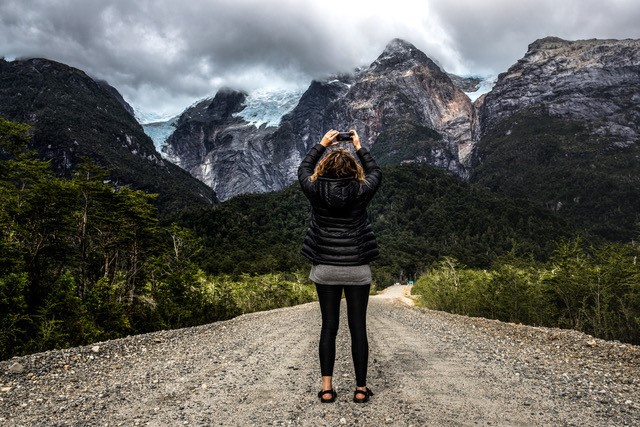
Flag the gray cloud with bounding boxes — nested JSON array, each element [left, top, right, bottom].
[[1, 0, 639, 116], [430, 0, 640, 74]]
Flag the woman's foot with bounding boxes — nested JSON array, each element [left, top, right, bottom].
[[353, 386, 373, 403], [319, 376, 334, 402], [318, 388, 337, 403]]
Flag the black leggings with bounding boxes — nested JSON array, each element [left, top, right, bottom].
[[315, 283, 370, 387]]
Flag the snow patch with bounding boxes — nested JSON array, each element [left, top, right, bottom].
[[132, 103, 183, 125]]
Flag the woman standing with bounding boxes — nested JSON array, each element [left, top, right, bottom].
[[297, 129, 382, 404]]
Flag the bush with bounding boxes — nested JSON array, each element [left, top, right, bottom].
[[413, 238, 640, 344], [0, 273, 30, 359]]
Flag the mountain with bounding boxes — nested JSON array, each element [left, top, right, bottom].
[[0, 58, 217, 215], [161, 89, 279, 200], [309, 38, 474, 171], [232, 87, 306, 127], [95, 79, 136, 117], [447, 74, 482, 92], [475, 37, 640, 142], [163, 39, 474, 200], [471, 37, 640, 241]]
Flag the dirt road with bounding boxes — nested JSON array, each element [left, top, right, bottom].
[[1, 285, 639, 426]]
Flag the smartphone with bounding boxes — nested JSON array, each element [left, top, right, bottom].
[[336, 131, 353, 142]]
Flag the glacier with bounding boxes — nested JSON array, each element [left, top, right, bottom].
[[464, 75, 498, 102], [233, 87, 305, 128], [138, 88, 304, 156], [142, 116, 178, 156], [133, 106, 181, 126]]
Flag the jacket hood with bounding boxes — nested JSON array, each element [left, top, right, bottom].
[[316, 176, 359, 209]]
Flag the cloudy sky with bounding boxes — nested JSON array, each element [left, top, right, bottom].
[[2, 0, 640, 118]]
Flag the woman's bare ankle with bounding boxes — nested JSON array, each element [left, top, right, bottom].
[[321, 375, 333, 390]]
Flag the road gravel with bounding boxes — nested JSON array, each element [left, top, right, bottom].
[[1, 285, 639, 426]]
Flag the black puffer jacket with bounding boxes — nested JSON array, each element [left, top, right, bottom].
[[298, 144, 382, 266]]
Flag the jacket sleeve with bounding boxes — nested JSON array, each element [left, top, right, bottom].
[[298, 143, 326, 194], [356, 146, 382, 199]]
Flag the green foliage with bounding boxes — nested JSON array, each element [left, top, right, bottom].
[[542, 238, 640, 342], [228, 273, 317, 314], [413, 238, 640, 344], [0, 273, 30, 357], [370, 119, 444, 166], [173, 185, 311, 275], [412, 257, 492, 316], [0, 117, 315, 360], [208, 273, 317, 317], [29, 271, 96, 353], [471, 109, 640, 242], [369, 163, 574, 283], [174, 162, 576, 288]]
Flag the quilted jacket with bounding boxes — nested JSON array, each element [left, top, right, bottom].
[[298, 143, 382, 266]]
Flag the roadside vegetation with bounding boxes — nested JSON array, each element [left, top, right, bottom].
[[412, 237, 640, 344]]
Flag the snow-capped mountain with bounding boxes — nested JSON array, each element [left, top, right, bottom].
[[162, 39, 475, 200], [138, 88, 305, 158]]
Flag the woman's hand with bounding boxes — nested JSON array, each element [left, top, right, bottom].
[[320, 129, 340, 147], [350, 129, 362, 151]]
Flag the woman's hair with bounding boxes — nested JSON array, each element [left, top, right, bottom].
[[309, 148, 365, 183]]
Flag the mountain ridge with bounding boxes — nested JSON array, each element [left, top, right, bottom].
[[163, 38, 474, 200], [0, 57, 218, 214], [159, 35, 640, 240]]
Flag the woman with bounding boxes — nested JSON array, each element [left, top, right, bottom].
[[297, 128, 382, 404]]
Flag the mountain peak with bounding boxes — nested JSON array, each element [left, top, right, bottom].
[[207, 88, 247, 118], [527, 36, 570, 52], [371, 38, 442, 73], [383, 38, 419, 55]]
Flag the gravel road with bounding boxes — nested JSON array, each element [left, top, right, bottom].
[[1, 285, 639, 426]]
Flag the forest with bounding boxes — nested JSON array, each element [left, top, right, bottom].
[[1, 116, 639, 360], [0, 117, 314, 360]]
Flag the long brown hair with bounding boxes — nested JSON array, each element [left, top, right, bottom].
[[309, 148, 365, 183]]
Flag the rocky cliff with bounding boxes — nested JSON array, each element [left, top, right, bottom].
[[0, 58, 216, 214], [162, 89, 283, 201], [476, 37, 640, 144], [471, 37, 640, 241], [322, 38, 474, 173], [160, 34, 640, 235], [164, 39, 474, 200]]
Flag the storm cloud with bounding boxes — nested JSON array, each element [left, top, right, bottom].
[[1, 0, 639, 117]]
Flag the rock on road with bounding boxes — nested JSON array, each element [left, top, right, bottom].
[[1, 285, 639, 426]]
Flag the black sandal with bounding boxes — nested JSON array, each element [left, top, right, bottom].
[[353, 386, 374, 403], [318, 388, 337, 403]]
